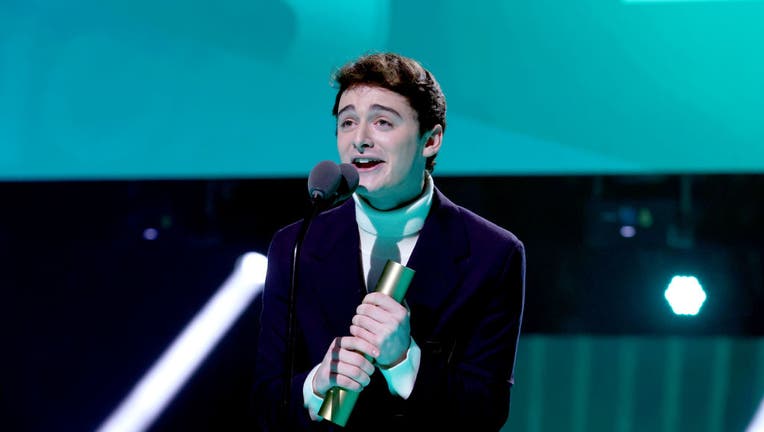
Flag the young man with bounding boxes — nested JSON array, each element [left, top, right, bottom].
[[253, 52, 525, 431]]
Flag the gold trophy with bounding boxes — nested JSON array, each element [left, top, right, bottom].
[[318, 260, 415, 426]]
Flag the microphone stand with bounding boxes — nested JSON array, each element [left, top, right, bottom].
[[282, 192, 325, 426]]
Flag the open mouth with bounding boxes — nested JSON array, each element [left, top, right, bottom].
[[352, 158, 384, 169]]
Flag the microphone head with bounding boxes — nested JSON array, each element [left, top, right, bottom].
[[336, 163, 359, 202], [307, 160, 342, 201]]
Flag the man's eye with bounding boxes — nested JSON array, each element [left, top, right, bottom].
[[339, 119, 354, 128], [376, 119, 392, 127]]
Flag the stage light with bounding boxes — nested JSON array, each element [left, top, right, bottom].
[[142, 228, 158, 241], [619, 225, 636, 238], [664, 275, 706, 316], [637, 208, 653, 228], [96, 252, 268, 432], [747, 396, 764, 432]]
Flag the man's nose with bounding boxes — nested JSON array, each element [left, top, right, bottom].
[[352, 126, 373, 153]]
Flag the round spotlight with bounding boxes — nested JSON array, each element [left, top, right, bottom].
[[664, 275, 706, 316], [143, 228, 159, 241], [619, 225, 636, 238]]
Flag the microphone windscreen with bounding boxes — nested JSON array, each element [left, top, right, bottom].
[[308, 160, 342, 200], [337, 163, 359, 199]]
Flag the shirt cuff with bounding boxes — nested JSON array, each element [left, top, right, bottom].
[[302, 364, 325, 422], [378, 337, 421, 399]]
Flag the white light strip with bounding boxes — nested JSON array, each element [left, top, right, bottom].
[[748, 396, 764, 432], [96, 252, 268, 432]]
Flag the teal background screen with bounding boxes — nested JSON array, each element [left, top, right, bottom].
[[2, 0, 763, 179]]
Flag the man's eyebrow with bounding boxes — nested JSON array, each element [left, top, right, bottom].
[[337, 104, 355, 117], [336, 104, 402, 119], [369, 104, 402, 119]]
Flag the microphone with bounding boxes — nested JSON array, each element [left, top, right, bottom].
[[307, 160, 342, 203], [307, 161, 359, 207], [285, 160, 341, 422], [335, 163, 359, 205], [283, 160, 357, 424]]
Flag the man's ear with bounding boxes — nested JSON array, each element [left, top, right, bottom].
[[422, 124, 443, 158]]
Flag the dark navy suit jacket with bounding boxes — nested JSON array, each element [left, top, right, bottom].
[[253, 187, 525, 431]]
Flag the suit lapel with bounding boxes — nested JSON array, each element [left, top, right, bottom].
[[300, 201, 365, 334], [405, 189, 470, 317]]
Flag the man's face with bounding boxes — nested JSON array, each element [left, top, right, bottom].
[[336, 85, 439, 210]]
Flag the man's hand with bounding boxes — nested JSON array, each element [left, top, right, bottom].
[[350, 292, 411, 367], [313, 336, 377, 397]]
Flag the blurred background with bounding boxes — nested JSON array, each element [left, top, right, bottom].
[[2, 1, 763, 431]]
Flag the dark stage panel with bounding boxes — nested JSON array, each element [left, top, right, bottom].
[[2, 174, 762, 431]]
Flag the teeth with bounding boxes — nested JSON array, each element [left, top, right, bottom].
[[354, 158, 380, 163]]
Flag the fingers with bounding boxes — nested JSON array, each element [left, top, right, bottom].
[[327, 356, 371, 390], [350, 314, 388, 343], [333, 334, 379, 360], [361, 292, 406, 312], [354, 296, 409, 339], [352, 295, 411, 366], [314, 337, 376, 396], [357, 295, 407, 323]]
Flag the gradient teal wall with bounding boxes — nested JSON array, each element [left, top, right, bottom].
[[505, 335, 764, 432], [2, 0, 763, 179]]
